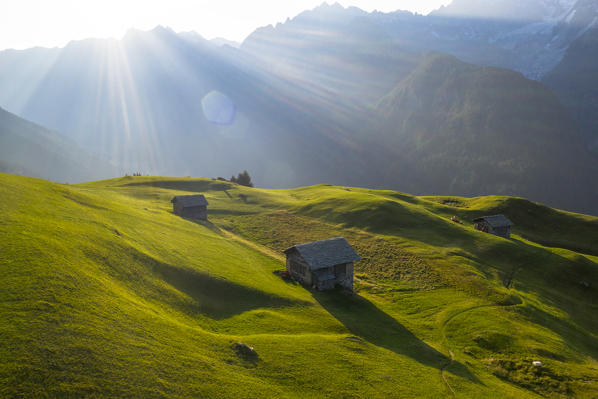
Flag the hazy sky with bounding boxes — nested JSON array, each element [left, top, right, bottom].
[[0, 0, 451, 50]]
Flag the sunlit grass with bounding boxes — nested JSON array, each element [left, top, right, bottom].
[[1, 173, 597, 397]]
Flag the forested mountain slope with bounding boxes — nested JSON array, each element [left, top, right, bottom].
[[371, 53, 597, 213], [543, 26, 598, 154]]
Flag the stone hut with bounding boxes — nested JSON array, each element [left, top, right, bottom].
[[473, 214, 513, 238], [171, 195, 208, 220], [283, 237, 361, 291]]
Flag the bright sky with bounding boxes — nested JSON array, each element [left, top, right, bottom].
[[0, 0, 451, 50]]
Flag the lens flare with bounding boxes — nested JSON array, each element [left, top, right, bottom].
[[201, 90, 236, 125]]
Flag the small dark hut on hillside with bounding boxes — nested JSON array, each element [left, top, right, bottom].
[[284, 237, 361, 291], [171, 195, 209, 220], [473, 214, 513, 238]]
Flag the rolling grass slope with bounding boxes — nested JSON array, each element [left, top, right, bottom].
[[1, 173, 597, 397]]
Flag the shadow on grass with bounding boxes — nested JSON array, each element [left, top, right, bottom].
[[123, 179, 232, 192], [122, 229, 301, 321], [314, 291, 481, 383], [182, 217, 223, 234], [518, 302, 598, 360], [153, 261, 301, 320], [206, 209, 257, 216]]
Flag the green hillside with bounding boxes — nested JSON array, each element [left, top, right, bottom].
[[1, 173, 597, 398]]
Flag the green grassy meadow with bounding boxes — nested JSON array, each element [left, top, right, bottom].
[[1, 173, 597, 397]]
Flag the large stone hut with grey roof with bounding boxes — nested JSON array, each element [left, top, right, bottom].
[[171, 194, 209, 220], [473, 214, 513, 238], [284, 237, 361, 291]]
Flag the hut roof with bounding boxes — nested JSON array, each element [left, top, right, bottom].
[[473, 214, 513, 228], [171, 194, 208, 208], [284, 237, 361, 271]]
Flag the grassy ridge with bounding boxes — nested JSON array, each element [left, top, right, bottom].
[[2, 174, 598, 397]]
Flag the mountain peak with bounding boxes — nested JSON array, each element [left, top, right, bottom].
[[433, 0, 578, 21], [123, 25, 180, 44], [315, 2, 345, 11], [150, 25, 176, 36]]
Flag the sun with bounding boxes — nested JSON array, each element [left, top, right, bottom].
[[0, 0, 450, 50]]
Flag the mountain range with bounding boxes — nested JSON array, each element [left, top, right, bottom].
[[0, 106, 115, 183], [0, 0, 596, 213]]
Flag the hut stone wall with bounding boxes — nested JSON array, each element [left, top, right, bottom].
[[174, 204, 208, 220], [335, 262, 354, 291], [286, 251, 312, 286], [283, 237, 359, 292], [286, 251, 354, 291], [493, 226, 511, 238], [474, 220, 511, 238], [474, 221, 491, 233], [171, 195, 209, 221]]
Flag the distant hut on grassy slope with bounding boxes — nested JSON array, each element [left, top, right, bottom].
[[171, 194, 209, 220], [284, 237, 361, 291], [473, 214, 513, 238]]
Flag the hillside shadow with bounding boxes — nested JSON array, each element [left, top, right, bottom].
[[505, 240, 598, 351], [62, 192, 110, 211], [207, 209, 257, 216], [182, 217, 224, 234], [384, 192, 422, 205], [152, 261, 300, 320], [123, 179, 232, 192], [299, 199, 477, 248], [449, 235, 598, 363], [314, 291, 480, 383], [519, 303, 598, 360]]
